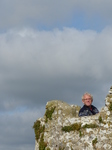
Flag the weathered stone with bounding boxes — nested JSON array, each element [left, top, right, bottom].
[[33, 86, 112, 150]]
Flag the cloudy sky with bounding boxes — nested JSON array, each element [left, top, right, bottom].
[[0, 0, 112, 150]]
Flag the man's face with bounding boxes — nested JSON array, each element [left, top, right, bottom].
[[82, 94, 93, 106]]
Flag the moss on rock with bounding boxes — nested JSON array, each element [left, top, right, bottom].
[[33, 120, 45, 142], [45, 106, 56, 122], [109, 102, 112, 111], [39, 133, 47, 150], [62, 123, 81, 132]]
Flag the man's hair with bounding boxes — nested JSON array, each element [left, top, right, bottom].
[[82, 92, 93, 100]]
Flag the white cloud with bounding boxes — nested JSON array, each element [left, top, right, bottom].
[[1, 27, 112, 76]]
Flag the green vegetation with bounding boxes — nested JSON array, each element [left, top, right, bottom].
[[59, 146, 65, 150], [45, 106, 56, 122], [33, 120, 45, 142], [62, 123, 99, 136], [98, 115, 103, 123], [82, 123, 99, 129], [46, 148, 50, 150], [71, 147, 73, 150], [33, 120, 47, 149], [39, 133, 47, 150], [79, 130, 83, 137], [109, 102, 112, 111], [62, 123, 81, 132], [98, 116, 106, 124], [92, 137, 98, 147]]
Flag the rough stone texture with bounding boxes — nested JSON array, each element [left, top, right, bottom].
[[34, 86, 112, 150]]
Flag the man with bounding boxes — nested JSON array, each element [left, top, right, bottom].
[[78, 92, 99, 117]]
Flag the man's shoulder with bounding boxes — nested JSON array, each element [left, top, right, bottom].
[[91, 105, 99, 113], [91, 105, 98, 110], [79, 105, 87, 113], [78, 105, 89, 116], [80, 105, 87, 109], [78, 105, 99, 117]]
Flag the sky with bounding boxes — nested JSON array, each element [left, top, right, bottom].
[[0, 0, 112, 150]]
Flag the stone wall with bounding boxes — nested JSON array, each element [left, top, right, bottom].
[[33, 86, 112, 150]]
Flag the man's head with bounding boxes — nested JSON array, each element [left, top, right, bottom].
[[82, 92, 93, 107]]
